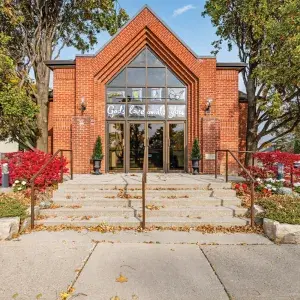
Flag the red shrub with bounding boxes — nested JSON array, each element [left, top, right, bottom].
[[0, 150, 68, 189]]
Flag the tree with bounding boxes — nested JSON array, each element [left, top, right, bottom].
[[203, 0, 300, 164], [0, 3, 39, 149], [0, 0, 129, 151]]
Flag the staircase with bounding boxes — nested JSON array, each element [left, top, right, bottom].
[[36, 174, 248, 228]]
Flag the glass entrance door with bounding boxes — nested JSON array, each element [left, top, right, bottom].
[[148, 123, 164, 171], [108, 123, 125, 171], [129, 123, 145, 171], [168, 123, 185, 171]]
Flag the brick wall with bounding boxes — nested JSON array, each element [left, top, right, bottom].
[[50, 7, 246, 174]]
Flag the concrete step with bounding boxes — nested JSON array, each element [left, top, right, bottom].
[[36, 216, 248, 227], [57, 183, 210, 190], [53, 189, 236, 198], [51, 196, 242, 207], [39, 205, 247, 218]]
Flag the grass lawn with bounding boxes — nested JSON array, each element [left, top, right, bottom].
[[0, 193, 28, 219], [257, 195, 300, 225]]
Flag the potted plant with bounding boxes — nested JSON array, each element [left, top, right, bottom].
[[190, 138, 201, 175], [92, 136, 104, 175]]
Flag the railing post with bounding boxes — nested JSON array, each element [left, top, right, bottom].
[[31, 181, 35, 229], [215, 150, 218, 179], [250, 181, 255, 227], [70, 150, 74, 180], [142, 176, 146, 229], [60, 151, 63, 183], [291, 165, 294, 190], [225, 150, 229, 182]]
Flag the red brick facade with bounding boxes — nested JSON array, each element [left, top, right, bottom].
[[47, 6, 247, 174]]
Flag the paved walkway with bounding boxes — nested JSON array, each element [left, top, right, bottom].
[[1, 231, 300, 300]]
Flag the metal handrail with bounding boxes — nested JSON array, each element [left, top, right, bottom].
[[215, 150, 255, 227], [141, 142, 148, 229], [30, 149, 73, 229]]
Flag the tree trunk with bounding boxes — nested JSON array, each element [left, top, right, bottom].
[[34, 49, 51, 152], [245, 76, 258, 166]]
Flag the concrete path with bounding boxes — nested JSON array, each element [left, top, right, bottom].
[[0, 231, 299, 300], [64, 173, 243, 185]]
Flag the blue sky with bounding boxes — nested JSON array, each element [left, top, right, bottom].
[[58, 0, 239, 63]]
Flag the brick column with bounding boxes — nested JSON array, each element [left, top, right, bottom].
[[72, 116, 92, 174], [202, 117, 220, 174]]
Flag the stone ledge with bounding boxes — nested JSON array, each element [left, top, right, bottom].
[[263, 218, 300, 244], [0, 217, 20, 240]]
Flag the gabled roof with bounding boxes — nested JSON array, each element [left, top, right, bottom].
[[45, 5, 247, 72]]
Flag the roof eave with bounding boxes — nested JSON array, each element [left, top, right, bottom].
[[44, 60, 75, 70], [217, 62, 247, 72]]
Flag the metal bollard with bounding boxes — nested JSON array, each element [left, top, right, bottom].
[[1, 163, 9, 188]]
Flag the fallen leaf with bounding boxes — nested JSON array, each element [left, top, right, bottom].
[[12, 293, 18, 299], [110, 296, 120, 300], [116, 274, 128, 283], [36, 294, 42, 299]]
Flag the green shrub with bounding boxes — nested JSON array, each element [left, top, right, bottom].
[[0, 195, 28, 219], [92, 136, 104, 160], [190, 138, 201, 160], [257, 195, 300, 225]]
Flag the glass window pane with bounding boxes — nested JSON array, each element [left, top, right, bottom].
[[168, 105, 186, 119], [126, 88, 145, 102], [147, 49, 164, 67], [108, 69, 126, 86], [147, 68, 165, 87], [129, 49, 146, 66], [107, 104, 126, 119], [147, 105, 165, 119], [107, 88, 126, 103], [127, 68, 146, 86], [128, 104, 146, 118], [130, 123, 145, 170], [147, 88, 165, 102], [168, 88, 186, 102], [167, 69, 185, 87]]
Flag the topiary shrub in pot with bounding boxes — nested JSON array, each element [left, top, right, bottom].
[[190, 138, 201, 175], [92, 136, 104, 175]]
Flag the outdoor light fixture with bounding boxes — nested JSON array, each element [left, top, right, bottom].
[[205, 98, 213, 114], [80, 97, 87, 114]]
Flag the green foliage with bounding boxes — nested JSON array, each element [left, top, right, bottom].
[[294, 140, 300, 154], [0, 26, 39, 148], [0, 195, 28, 220], [0, 0, 129, 151], [203, 0, 300, 151], [92, 136, 104, 160], [257, 195, 300, 225], [190, 138, 201, 160]]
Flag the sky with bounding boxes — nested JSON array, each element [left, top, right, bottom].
[[58, 0, 240, 63]]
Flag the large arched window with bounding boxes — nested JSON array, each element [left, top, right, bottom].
[[106, 47, 187, 120]]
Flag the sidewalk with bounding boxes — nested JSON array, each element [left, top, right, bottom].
[[1, 231, 299, 300]]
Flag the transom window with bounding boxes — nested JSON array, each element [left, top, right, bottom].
[[106, 47, 187, 120]]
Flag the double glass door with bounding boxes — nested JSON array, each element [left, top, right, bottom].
[[107, 121, 185, 172]]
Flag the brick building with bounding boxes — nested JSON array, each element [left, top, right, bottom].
[[46, 6, 247, 174]]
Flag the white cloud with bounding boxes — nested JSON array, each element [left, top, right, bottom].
[[173, 5, 196, 17]]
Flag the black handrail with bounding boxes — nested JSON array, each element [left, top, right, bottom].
[[141, 141, 148, 229], [215, 150, 255, 227], [30, 149, 73, 229]]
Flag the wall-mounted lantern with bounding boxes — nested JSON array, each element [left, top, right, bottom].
[[205, 98, 213, 115], [80, 97, 87, 115]]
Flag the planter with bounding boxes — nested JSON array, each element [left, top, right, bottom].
[[93, 159, 102, 175], [191, 159, 199, 175]]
